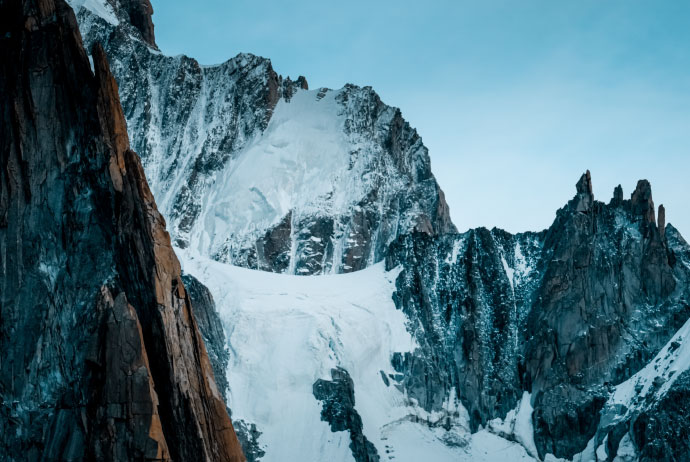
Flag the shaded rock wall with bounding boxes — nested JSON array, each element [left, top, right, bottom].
[[314, 368, 380, 462], [112, 0, 155, 46], [386, 171, 690, 459], [631, 370, 690, 462], [0, 0, 244, 460], [182, 273, 230, 399], [525, 175, 680, 458]]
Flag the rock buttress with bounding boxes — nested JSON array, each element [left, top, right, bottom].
[[0, 0, 245, 460]]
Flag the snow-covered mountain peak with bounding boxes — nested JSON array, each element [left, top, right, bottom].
[[69, 0, 119, 25], [68, 0, 156, 47], [69, 5, 455, 275]]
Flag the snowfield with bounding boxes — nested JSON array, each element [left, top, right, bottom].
[[179, 249, 539, 462], [192, 89, 361, 265]]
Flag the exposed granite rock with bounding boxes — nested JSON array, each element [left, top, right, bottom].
[[580, 223, 690, 462], [80, 287, 170, 461], [0, 1, 244, 460], [387, 228, 543, 430], [611, 184, 624, 206], [254, 212, 294, 273], [631, 179, 657, 226], [182, 273, 266, 461], [574, 169, 594, 212], [281, 75, 309, 101], [631, 370, 690, 461], [112, 0, 155, 46], [182, 273, 230, 399], [233, 419, 266, 462], [386, 172, 690, 460], [95, 41, 245, 462], [314, 368, 380, 462]]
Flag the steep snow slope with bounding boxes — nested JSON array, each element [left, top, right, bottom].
[[67, 1, 455, 275], [195, 88, 432, 273], [179, 250, 537, 462]]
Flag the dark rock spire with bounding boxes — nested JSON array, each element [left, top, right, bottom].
[[576, 169, 593, 195], [0, 0, 244, 460], [574, 169, 594, 212], [297, 75, 309, 90], [631, 179, 656, 224], [116, 0, 155, 46], [611, 184, 624, 206]]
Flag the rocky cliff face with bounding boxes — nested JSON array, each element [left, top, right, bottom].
[[112, 0, 154, 46], [66, 0, 455, 275], [313, 367, 380, 462], [0, 1, 244, 460], [386, 172, 690, 460], [525, 175, 682, 459], [47, 2, 690, 461]]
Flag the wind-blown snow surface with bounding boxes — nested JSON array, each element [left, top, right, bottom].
[[194, 89, 373, 265], [179, 250, 537, 462]]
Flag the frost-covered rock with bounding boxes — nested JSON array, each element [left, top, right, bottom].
[[386, 172, 690, 460], [63, 3, 690, 461], [67, 0, 455, 275]]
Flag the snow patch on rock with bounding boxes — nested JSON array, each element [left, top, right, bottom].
[[606, 315, 690, 420], [487, 392, 539, 459], [67, 0, 119, 25]]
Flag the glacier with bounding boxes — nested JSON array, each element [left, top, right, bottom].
[[179, 249, 540, 462]]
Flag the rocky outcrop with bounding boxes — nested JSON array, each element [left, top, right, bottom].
[[525, 174, 679, 458], [79, 287, 170, 461], [113, 0, 155, 46], [0, 0, 244, 460], [182, 273, 230, 400], [314, 368, 380, 462], [232, 420, 265, 462], [181, 273, 265, 461], [631, 370, 690, 461], [387, 228, 544, 429], [386, 172, 690, 460], [66, 1, 456, 275]]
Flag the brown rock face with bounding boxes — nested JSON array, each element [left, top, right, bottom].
[[85, 287, 170, 461], [0, 0, 244, 460], [115, 0, 155, 46]]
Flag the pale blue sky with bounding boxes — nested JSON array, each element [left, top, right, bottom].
[[151, 0, 690, 237]]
